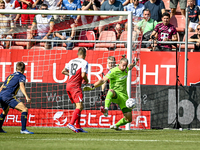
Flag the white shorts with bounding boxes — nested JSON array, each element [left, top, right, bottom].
[[189, 21, 198, 30]]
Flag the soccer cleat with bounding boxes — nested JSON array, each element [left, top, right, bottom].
[[100, 106, 108, 117], [20, 129, 34, 134], [77, 128, 88, 133], [110, 125, 122, 131], [0, 128, 7, 133], [67, 123, 79, 133]]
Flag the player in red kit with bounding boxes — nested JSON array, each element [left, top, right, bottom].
[[61, 47, 89, 133]]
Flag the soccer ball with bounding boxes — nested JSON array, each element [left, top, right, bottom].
[[126, 98, 136, 109]]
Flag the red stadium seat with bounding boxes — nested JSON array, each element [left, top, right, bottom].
[[116, 31, 127, 48], [77, 31, 96, 47], [170, 15, 185, 32], [95, 31, 116, 48], [94, 48, 109, 51], [10, 46, 24, 49], [30, 46, 45, 50], [52, 47, 66, 50], [115, 48, 127, 51]]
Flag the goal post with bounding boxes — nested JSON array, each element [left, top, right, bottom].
[[0, 9, 146, 130]]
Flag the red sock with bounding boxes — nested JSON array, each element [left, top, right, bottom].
[[75, 111, 81, 129], [70, 109, 80, 125]]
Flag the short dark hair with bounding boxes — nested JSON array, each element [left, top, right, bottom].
[[143, 8, 151, 13], [162, 12, 170, 18], [40, 3, 48, 9], [78, 47, 87, 56], [16, 62, 25, 72]]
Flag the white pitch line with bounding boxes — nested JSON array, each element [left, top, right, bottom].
[[25, 138, 200, 143]]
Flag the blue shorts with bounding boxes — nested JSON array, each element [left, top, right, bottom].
[[0, 96, 21, 109]]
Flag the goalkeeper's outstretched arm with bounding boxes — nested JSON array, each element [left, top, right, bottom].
[[94, 76, 109, 88]]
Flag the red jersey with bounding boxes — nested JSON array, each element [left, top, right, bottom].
[[66, 58, 88, 88]]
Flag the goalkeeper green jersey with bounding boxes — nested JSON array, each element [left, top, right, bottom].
[[105, 66, 129, 94]]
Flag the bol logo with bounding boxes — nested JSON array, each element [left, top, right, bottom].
[[53, 111, 67, 126]]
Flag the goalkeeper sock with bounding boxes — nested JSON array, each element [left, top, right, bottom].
[[115, 118, 129, 127], [0, 113, 6, 128], [105, 90, 113, 108], [75, 111, 81, 129], [21, 112, 28, 131], [70, 109, 80, 125]]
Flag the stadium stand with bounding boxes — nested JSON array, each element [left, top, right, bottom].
[[10, 46, 24, 49], [94, 48, 109, 51], [181, 32, 195, 51], [76, 30, 96, 48], [30, 46, 46, 50], [170, 15, 186, 32], [52, 47, 66, 50], [116, 31, 127, 48], [95, 31, 116, 49]]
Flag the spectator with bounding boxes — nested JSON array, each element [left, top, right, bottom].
[[21, 0, 40, 28], [0, 0, 14, 49], [62, 0, 82, 24], [144, 0, 165, 22], [187, 0, 200, 32], [4, 0, 21, 27], [124, 0, 144, 31], [150, 12, 178, 51], [135, 8, 158, 48], [42, 0, 63, 21], [124, 0, 144, 17], [99, 0, 124, 39], [53, 26, 76, 50], [170, 0, 186, 18], [81, 0, 100, 25], [27, 4, 54, 49], [117, 0, 130, 6], [189, 24, 200, 52]]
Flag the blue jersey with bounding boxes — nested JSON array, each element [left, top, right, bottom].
[[62, 0, 82, 19], [0, 72, 26, 97]]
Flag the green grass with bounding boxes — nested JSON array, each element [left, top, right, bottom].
[[0, 127, 200, 150]]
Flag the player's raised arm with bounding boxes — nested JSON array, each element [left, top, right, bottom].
[[128, 57, 138, 70], [19, 82, 31, 104], [61, 68, 69, 76], [83, 76, 109, 91]]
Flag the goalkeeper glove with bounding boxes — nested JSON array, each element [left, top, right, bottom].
[[133, 57, 139, 65]]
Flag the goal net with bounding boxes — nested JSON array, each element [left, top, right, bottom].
[[0, 9, 148, 129]]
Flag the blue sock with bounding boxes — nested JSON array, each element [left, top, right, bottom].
[[0, 113, 6, 129], [21, 112, 27, 131]]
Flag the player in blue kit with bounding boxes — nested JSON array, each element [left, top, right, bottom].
[[0, 62, 34, 134]]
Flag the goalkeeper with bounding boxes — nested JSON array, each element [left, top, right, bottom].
[[84, 55, 137, 130]]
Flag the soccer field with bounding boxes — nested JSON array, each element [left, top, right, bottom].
[[0, 127, 200, 150]]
